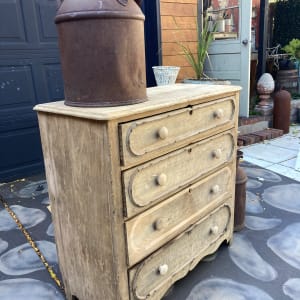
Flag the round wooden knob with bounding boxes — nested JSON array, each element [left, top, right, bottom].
[[153, 218, 165, 231], [212, 149, 222, 159], [213, 109, 224, 119], [211, 185, 220, 194], [158, 264, 169, 275], [210, 225, 219, 235], [158, 126, 169, 139], [156, 173, 167, 186]]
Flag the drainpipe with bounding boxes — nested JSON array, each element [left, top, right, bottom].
[[257, 0, 269, 79]]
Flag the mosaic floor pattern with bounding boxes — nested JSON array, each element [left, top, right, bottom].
[[164, 161, 300, 300], [0, 162, 300, 299]]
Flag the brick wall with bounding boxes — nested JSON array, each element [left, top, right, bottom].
[[159, 0, 198, 81]]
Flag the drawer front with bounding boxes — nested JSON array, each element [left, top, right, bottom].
[[126, 165, 234, 266], [123, 130, 235, 218], [119, 97, 236, 166], [129, 205, 232, 300]]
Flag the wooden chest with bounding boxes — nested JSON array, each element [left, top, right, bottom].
[[35, 84, 240, 300]]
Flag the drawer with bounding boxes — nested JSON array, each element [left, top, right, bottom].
[[119, 97, 236, 166], [126, 166, 234, 266], [129, 205, 232, 300], [122, 130, 235, 218]]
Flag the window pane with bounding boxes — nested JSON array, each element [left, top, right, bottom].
[[206, 0, 240, 40]]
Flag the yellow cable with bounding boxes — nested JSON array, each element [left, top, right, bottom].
[[0, 194, 65, 292]]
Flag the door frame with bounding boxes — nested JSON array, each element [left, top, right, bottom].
[[200, 0, 252, 117]]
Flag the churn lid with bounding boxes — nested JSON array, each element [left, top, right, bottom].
[[55, 0, 145, 24]]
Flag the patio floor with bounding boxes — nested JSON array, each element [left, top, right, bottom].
[[241, 125, 300, 182], [0, 126, 300, 299], [164, 160, 300, 300]]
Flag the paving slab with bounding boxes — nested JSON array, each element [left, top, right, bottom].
[[279, 158, 297, 168], [267, 135, 300, 151], [266, 164, 300, 182], [242, 143, 298, 164]]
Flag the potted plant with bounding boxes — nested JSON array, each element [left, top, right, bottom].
[[282, 38, 300, 62], [278, 39, 300, 70], [277, 39, 300, 93], [177, 15, 230, 85]]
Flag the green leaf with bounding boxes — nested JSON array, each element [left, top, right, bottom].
[[175, 15, 216, 80]]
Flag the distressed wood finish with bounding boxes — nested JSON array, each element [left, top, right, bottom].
[[122, 130, 235, 218], [35, 84, 240, 300], [37, 115, 128, 300], [34, 84, 240, 122], [126, 166, 234, 266], [129, 205, 232, 300], [120, 96, 235, 166]]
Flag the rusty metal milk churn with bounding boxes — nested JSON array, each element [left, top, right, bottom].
[[55, 0, 147, 107]]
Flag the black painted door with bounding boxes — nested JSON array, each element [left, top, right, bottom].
[[0, 0, 160, 182], [142, 0, 161, 87], [0, 0, 64, 181]]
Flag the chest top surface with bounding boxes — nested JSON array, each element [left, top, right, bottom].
[[34, 84, 241, 121]]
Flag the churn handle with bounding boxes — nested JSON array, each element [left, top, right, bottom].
[[134, 0, 143, 6], [56, 0, 63, 9], [117, 0, 142, 7], [117, 0, 128, 5], [57, 0, 142, 8]]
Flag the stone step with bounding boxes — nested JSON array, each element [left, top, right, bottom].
[[238, 121, 269, 135]]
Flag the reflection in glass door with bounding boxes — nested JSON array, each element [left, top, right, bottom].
[[203, 0, 252, 117], [206, 0, 240, 40]]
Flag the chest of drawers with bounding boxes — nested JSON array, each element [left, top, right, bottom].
[[35, 84, 240, 300]]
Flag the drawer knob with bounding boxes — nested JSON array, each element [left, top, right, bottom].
[[210, 225, 219, 235], [153, 218, 166, 231], [158, 264, 169, 275], [158, 126, 169, 139], [213, 109, 224, 119], [211, 185, 220, 194], [212, 149, 222, 159], [156, 173, 167, 186]]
